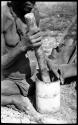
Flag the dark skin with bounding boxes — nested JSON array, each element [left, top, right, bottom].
[[1, 2, 43, 122]]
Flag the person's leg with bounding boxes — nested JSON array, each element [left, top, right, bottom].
[[12, 95, 43, 121], [1, 80, 20, 96], [1, 80, 43, 122], [1, 79, 21, 106], [1, 94, 42, 122]]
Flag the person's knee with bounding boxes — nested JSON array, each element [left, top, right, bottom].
[[1, 80, 20, 95]]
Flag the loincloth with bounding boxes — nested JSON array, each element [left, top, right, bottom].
[[3, 77, 35, 97]]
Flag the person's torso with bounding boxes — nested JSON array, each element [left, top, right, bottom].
[[1, 4, 37, 80]]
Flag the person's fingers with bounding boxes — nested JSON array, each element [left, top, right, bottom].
[[32, 41, 42, 47], [31, 36, 42, 44], [29, 31, 43, 40], [28, 28, 40, 35]]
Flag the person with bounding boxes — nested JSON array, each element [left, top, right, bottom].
[[1, 1, 43, 122]]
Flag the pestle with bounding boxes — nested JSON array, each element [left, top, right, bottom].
[[24, 13, 51, 83]]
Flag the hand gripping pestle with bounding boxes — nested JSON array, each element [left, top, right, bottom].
[[24, 13, 51, 83]]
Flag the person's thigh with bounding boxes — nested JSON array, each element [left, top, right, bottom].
[[1, 79, 21, 95]]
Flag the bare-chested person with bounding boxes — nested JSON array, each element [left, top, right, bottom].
[[1, 1, 43, 121]]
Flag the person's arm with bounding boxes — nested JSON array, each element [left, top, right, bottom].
[[59, 63, 77, 79], [1, 27, 42, 69], [1, 33, 27, 69], [46, 57, 77, 79]]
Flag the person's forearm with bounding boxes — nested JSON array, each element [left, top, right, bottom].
[[59, 63, 77, 79], [1, 43, 27, 69], [46, 58, 77, 79]]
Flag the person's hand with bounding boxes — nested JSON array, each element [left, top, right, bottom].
[[18, 34, 31, 52], [28, 27, 42, 49], [18, 27, 42, 52]]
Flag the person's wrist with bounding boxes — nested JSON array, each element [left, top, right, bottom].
[[17, 41, 27, 53]]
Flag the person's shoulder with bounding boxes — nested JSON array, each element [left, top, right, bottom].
[[1, 3, 10, 19], [1, 3, 14, 32]]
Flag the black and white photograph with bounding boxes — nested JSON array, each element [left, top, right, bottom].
[[1, 1, 77, 124]]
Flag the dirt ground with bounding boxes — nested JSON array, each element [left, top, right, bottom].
[[1, 81, 77, 124]]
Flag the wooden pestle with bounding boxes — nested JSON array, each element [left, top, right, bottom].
[[24, 13, 51, 83]]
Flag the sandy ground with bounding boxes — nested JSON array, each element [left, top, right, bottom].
[[1, 81, 77, 124]]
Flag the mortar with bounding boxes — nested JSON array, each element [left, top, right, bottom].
[[36, 78, 60, 114]]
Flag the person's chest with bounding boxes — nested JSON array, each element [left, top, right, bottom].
[[3, 7, 27, 47]]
